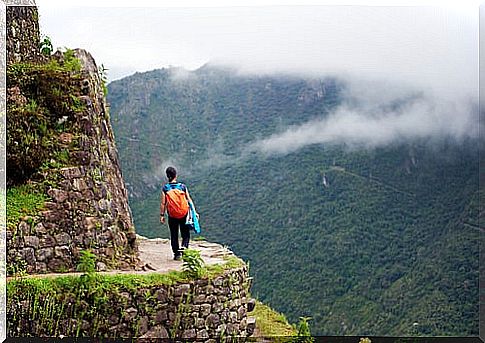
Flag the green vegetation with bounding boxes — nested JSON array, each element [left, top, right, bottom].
[[296, 317, 314, 342], [39, 35, 53, 56], [181, 248, 205, 278], [252, 300, 296, 336], [108, 66, 479, 335], [76, 250, 97, 274], [6, 184, 46, 230], [7, 52, 83, 186]]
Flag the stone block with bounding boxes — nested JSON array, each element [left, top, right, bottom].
[[42, 210, 62, 222], [194, 294, 206, 304], [200, 303, 211, 317], [246, 317, 256, 336], [197, 329, 209, 339], [182, 329, 196, 339], [60, 167, 83, 179], [36, 248, 53, 262], [139, 326, 169, 339], [240, 317, 247, 331], [84, 217, 99, 230], [17, 221, 30, 236], [98, 199, 110, 213], [206, 295, 217, 303], [47, 188, 69, 203], [34, 223, 47, 234], [213, 277, 223, 286], [195, 318, 205, 329], [72, 178, 88, 192], [39, 235, 56, 248], [205, 313, 220, 328], [96, 262, 107, 271], [212, 302, 224, 313], [54, 233, 71, 245], [35, 262, 47, 273], [55, 246, 70, 258], [138, 316, 149, 336], [69, 192, 83, 202], [21, 247, 35, 264], [217, 295, 228, 303], [238, 306, 247, 320], [173, 284, 191, 297], [47, 258, 68, 272]]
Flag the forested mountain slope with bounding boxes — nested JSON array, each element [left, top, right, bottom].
[[108, 66, 479, 335]]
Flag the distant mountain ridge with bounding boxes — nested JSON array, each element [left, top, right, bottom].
[[107, 65, 479, 336]]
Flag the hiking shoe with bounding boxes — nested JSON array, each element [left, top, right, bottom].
[[174, 254, 182, 261]]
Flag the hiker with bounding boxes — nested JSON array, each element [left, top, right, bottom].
[[160, 166, 198, 260]]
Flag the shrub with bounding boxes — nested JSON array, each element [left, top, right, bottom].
[[181, 248, 205, 278]]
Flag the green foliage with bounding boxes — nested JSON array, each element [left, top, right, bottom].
[[252, 300, 296, 336], [108, 66, 480, 336], [295, 317, 314, 342], [181, 248, 205, 278], [62, 48, 82, 72], [6, 184, 46, 230], [76, 250, 97, 274], [7, 56, 83, 186], [39, 35, 53, 56]]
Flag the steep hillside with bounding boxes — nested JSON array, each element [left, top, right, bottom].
[[108, 66, 479, 335]]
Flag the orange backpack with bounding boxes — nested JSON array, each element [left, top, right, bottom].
[[163, 182, 189, 219]]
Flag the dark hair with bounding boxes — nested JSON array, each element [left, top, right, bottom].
[[166, 166, 177, 182]]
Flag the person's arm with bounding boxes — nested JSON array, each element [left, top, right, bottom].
[[160, 190, 166, 223], [185, 188, 198, 216]]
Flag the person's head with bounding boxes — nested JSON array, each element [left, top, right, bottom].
[[166, 166, 177, 182]]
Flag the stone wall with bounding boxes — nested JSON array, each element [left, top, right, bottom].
[[6, 49, 139, 273], [7, 266, 257, 339], [6, 4, 42, 65]]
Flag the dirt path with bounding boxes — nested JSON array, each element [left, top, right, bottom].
[[8, 236, 235, 280], [138, 235, 235, 272]]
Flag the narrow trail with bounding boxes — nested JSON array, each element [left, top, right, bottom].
[[463, 222, 485, 233], [7, 236, 235, 280], [329, 166, 416, 197]]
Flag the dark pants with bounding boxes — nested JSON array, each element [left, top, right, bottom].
[[168, 215, 190, 256]]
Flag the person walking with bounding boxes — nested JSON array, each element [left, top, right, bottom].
[[160, 166, 198, 260]]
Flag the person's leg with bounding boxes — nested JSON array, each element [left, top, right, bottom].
[[168, 216, 180, 258], [180, 219, 191, 250]]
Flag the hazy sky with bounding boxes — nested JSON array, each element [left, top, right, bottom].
[[35, 1, 478, 99], [34, 1, 479, 157]]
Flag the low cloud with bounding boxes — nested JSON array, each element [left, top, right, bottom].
[[245, 78, 478, 156]]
